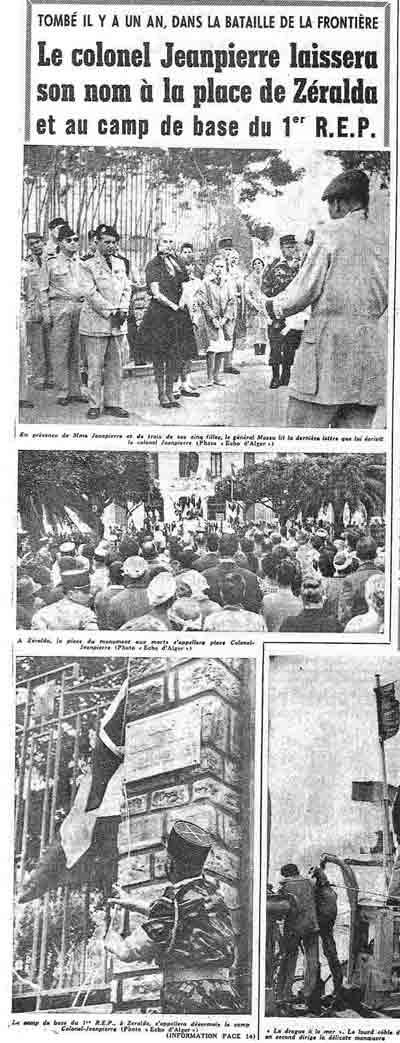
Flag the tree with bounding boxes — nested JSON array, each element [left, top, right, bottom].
[[18, 451, 156, 536], [326, 150, 390, 188], [215, 454, 386, 530]]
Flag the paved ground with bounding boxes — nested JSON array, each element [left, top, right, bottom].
[[19, 348, 386, 429]]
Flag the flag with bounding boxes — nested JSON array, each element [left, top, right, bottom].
[[376, 681, 400, 741], [19, 679, 128, 902]]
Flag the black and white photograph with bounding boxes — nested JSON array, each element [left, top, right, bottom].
[[13, 654, 256, 1014], [19, 146, 389, 429], [17, 450, 386, 634], [266, 654, 400, 1018]]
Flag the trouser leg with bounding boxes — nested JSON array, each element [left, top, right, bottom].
[[276, 936, 299, 1002], [42, 322, 54, 384], [84, 335, 107, 410], [165, 356, 176, 400], [103, 335, 122, 408], [214, 354, 224, 383], [319, 922, 343, 991], [26, 321, 46, 386], [303, 933, 320, 1005], [287, 397, 339, 428], [153, 360, 165, 402], [51, 306, 72, 399], [206, 353, 214, 382], [68, 307, 83, 397]]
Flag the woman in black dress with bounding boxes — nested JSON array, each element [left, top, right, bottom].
[[137, 233, 188, 408]]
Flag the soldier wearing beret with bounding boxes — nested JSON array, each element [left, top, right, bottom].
[[262, 235, 302, 388], [105, 820, 241, 1013], [265, 168, 388, 427], [39, 225, 88, 407]]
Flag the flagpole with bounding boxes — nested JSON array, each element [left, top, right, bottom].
[[374, 673, 392, 891]]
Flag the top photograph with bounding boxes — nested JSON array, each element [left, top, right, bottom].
[[19, 146, 389, 428]]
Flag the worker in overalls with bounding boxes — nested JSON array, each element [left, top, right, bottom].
[[105, 819, 242, 1013]]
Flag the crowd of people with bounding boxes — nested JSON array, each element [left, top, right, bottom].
[[20, 167, 387, 426], [16, 515, 385, 633]]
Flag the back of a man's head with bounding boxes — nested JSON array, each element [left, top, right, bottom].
[[207, 532, 219, 552], [119, 537, 140, 561], [280, 863, 299, 878], [276, 560, 297, 589], [220, 570, 246, 607], [344, 528, 359, 552], [219, 533, 238, 559], [109, 560, 124, 585], [356, 536, 377, 562]]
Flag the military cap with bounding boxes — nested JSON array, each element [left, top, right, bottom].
[[280, 234, 297, 247], [59, 541, 75, 555], [58, 225, 77, 242], [62, 567, 90, 591], [122, 555, 147, 580], [321, 168, 369, 202], [25, 231, 43, 242], [48, 217, 68, 230], [218, 236, 233, 250], [95, 223, 118, 239], [167, 819, 212, 865]]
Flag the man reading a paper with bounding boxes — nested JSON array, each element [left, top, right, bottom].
[[265, 169, 388, 428]]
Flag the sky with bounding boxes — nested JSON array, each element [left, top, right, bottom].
[[268, 653, 400, 904]]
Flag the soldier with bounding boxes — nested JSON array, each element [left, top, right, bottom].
[[39, 225, 88, 406], [105, 819, 242, 1014], [262, 234, 301, 389], [79, 224, 130, 419], [22, 232, 50, 389], [265, 169, 389, 428], [31, 565, 98, 630], [42, 216, 68, 263]]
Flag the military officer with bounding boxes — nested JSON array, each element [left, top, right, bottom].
[[31, 565, 98, 630], [22, 232, 49, 389], [105, 819, 242, 1014], [42, 216, 68, 263], [39, 225, 88, 406], [79, 224, 130, 419], [265, 169, 389, 428], [262, 234, 301, 388]]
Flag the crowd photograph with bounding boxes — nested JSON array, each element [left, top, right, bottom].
[[19, 147, 389, 429], [17, 450, 386, 635], [267, 656, 400, 1018]]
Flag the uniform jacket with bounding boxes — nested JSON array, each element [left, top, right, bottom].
[[79, 253, 131, 336], [142, 875, 236, 969], [23, 255, 44, 323], [39, 253, 84, 323], [274, 210, 388, 405]]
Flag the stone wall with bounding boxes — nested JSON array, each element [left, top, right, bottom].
[[111, 657, 254, 1012]]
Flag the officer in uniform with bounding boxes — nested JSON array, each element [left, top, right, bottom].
[[39, 225, 88, 406], [79, 224, 130, 419], [262, 234, 301, 389], [22, 232, 51, 389], [105, 819, 242, 1014], [265, 169, 388, 428]]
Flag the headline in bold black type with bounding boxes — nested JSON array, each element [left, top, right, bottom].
[[29, 6, 387, 146]]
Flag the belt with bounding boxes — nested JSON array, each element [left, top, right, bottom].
[[164, 964, 230, 984]]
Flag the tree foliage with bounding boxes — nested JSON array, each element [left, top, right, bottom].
[[326, 150, 390, 187], [215, 454, 386, 529], [18, 451, 155, 535]]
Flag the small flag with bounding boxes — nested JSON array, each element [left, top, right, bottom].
[[19, 679, 128, 902], [376, 681, 400, 741]]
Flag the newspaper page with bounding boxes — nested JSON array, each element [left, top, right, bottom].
[[6, 0, 399, 1039]]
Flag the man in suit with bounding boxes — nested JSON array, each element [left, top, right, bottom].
[[203, 533, 262, 614], [265, 169, 388, 427], [338, 536, 380, 625]]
